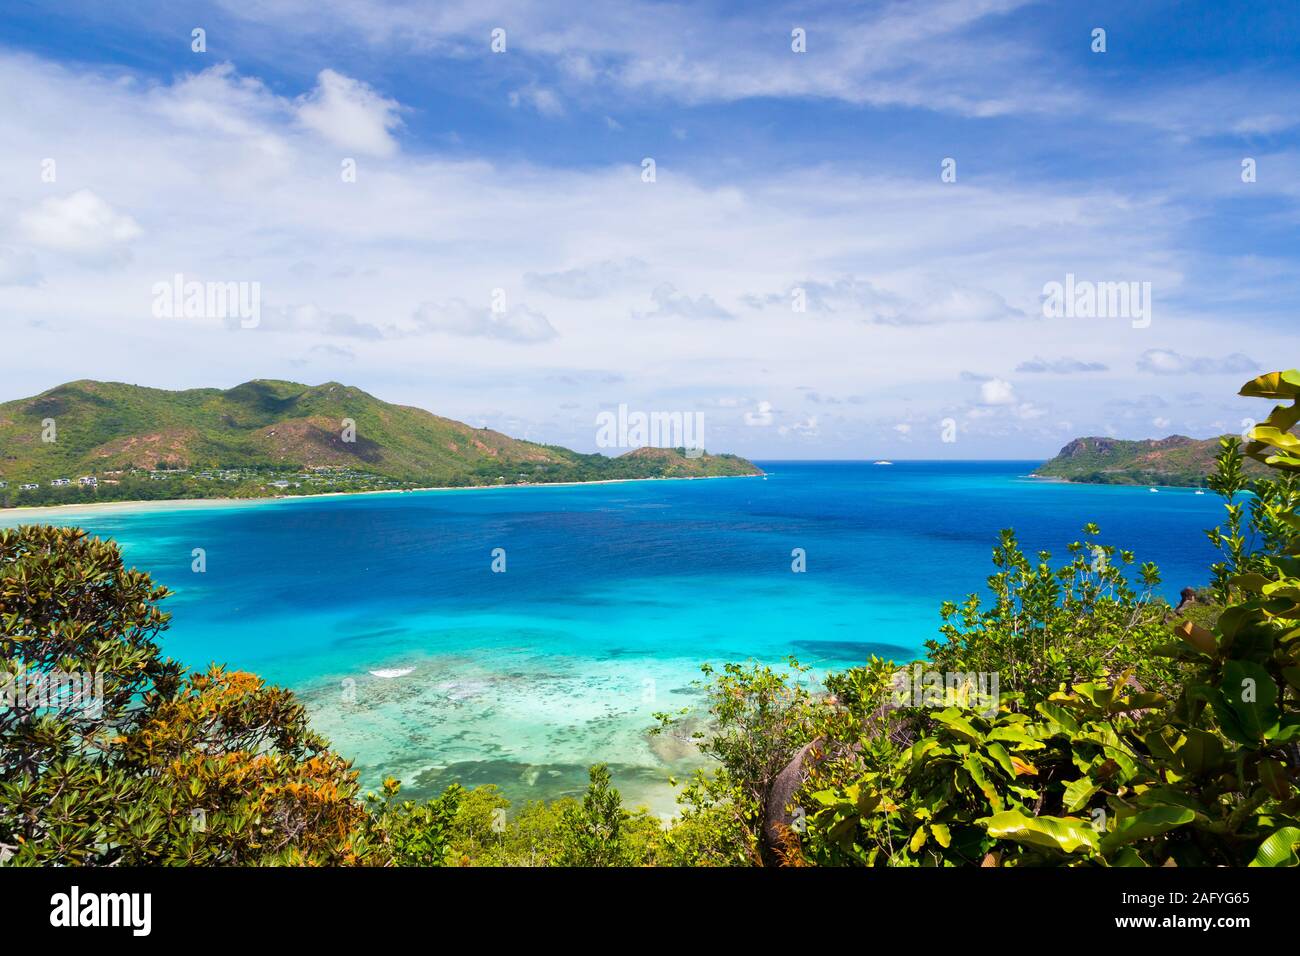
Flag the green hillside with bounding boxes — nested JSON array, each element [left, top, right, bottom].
[[0, 380, 762, 507], [1033, 434, 1268, 486]]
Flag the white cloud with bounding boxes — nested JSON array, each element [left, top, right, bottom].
[[113, 1, 1296, 150], [0, 49, 1289, 458], [1137, 349, 1259, 376], [233, 303, 388, 339], [1017, 356, 1108, 374], [412, 299, 558, 343], [748, 276, 904, 322], [633, 283, 733, 320], [151, 63, 287, 154], [296, 69, 402, 156], [778, 416, 819, 438], [744, 401, 774, 426], [750, 275, 1021, 326], [508, 85, 564, 118], [900, 278, 1025, 325], [17, 189, 140, 260], [980, 378, 1016, 406]]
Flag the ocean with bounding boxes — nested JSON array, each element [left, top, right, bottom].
[[1, 461, 1226, 815]]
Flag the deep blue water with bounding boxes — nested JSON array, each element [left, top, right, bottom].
[[1, 461, 1225, 810]]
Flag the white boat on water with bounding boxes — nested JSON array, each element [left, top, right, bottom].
[[1149, 487, 1159, 493], [1195, 490, 1205, 495], [873, 460, 893, 466]]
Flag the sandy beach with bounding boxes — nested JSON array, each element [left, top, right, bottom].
[[0, 472, 762, 523]]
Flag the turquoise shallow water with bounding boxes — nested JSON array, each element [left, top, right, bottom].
[[1, 461, 1226, 814]]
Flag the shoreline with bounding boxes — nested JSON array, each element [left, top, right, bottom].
[[1026, 473, 1213, 491], [0, 472, 765, 521]]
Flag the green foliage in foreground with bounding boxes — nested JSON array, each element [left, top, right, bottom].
[[2, 370, 1298, 866], [0, 524, 664, 866], [783, 369, 1300, 867]]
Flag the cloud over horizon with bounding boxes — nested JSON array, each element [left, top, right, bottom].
[[0, 1, 1295, 457]]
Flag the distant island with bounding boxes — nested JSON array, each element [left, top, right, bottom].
[[0, 380, 762, 508], [1034, 434, 1266, 487]]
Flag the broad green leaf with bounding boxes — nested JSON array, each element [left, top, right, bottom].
[[1228, 573, 1272, 594], [931, 823, 952, 848], [933, 708, 983, 743], [1010, 756, 1038, 777], [1265, 716, 1300, 744], [1099, 806, 1195, 853], [1143, 730, 1179, 764], [1176, 619, 1217, 656], [1240, 370, 1300, 400], [908, 738, 941, 764], [1134, 786, 1204, 814], [1250, 426, 1300, 452], [984, 742, 1016, 778], [1101, 746, 1140, 782], [1261, 451, 1300, 471], [987, 726, 1046, 749], [1219, 659, 1280, 743], [982, 810, 1099, 855], [1109, 846, 1149, 867], [962, 753, 1003, 812], [1177, 728, 1225, 774], [1111, 691, 1165, 713], [1249, 827, 1300, 867], [1259, 401, 1300, 435], [825, 812, 858, 844], [1071, 681, 1116, 709], [1062, 776, 1100, 812], [1034, 701, 1079, 734]]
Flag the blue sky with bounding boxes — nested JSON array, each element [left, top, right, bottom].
[[0, 0, 1297, 457]]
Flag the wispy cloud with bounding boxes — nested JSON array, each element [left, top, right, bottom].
[[412, 298, 558, 342], [1137, 349, 1259, 376], [633, 283, 733, 321], [525, 259, 648, 299], [0, 0, 1295, 457], [1016, 356, 1109, 374]]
